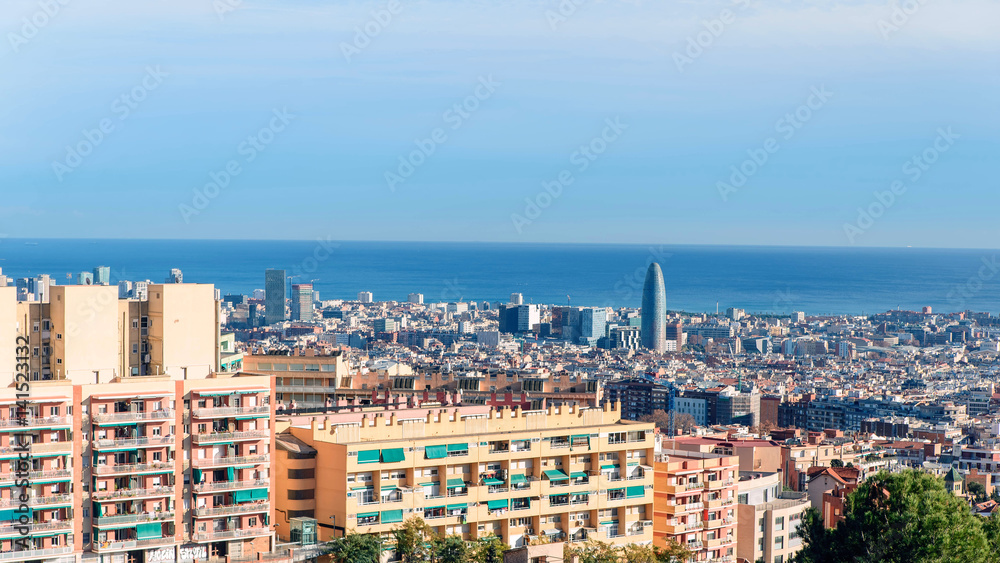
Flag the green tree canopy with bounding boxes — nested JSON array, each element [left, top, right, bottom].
[[328, 532, 380, 563], [794, 470, 994, 563]]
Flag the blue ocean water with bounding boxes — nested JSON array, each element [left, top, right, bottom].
[[0, 239, 998, 315]]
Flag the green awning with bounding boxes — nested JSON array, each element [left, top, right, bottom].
[[234, 489, 252, 502], [608, 488, 625, 494], [446, 503, 467, 511], [193, 468, 203, 483], [626, 486, 645, 498], [381, 509, 403, 524], [601, 464, 617, 470], [357, 449, 380, 464], [570, 434, 590, 440], [544, 469, 568, 481], [447, 443, 468, 453], [356, 512, 379, 519], [510, 474, 527, 484], [226, 467, 235, 481], [197, 391, 232, 397], [627, 461, 638, 466], [446, 478, 466, 488], [380, 486, 398, 492], [137, 522, 162, 540], [250, 488, 268, 501], [570, 472, 588, 479], [483, 477, 503, 485], [487, 500, 508, 510], [418, 482, 436, 487], [425, 505, 445, 512], [236, 415, 269, 420], [381, 448, 405, 463], [600, 520, 615, 526], [351, 486, 373, 491], [425, 445, 447, 459], [97, 421, 139, 426]]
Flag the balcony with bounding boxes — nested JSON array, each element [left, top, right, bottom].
[[702, 517, 735, 530], [192, 527, 271, 542], [0, 494, 72, 509], [93, 536, 176, 552], [705, 536, 735, 548], [661, 521, 701, 535], [193, 405, 271, 419], [93, 461, 175, 475], [194, 479, 269, 493], [92, 409, 174, 424], [661, 502, 703, 515], [0, 442, 73, 457], [705, 498, 735, 509], [194, 502, 270, 518], [93, 435, 175, 450], [0, 469, 71, 484], [94, 511, 175, 526], [191, 454, 269, 468], [0, 416, 71, 430], [663, 482, 704, 494], [0, 546, 73, 561], [0, 520, 72, 538], [192, 430, 269, 445], [705, 479, 734, 490], [93, 485, 176, 501]]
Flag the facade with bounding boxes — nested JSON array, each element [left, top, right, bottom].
[[653, 449, 739, 563], [579, 308, 607, 344], [357, 292, 373, 304], [264, 269, 286, 326], [290, 284, 314, 322], [640, 263, 666, 353], [604, 380, 671, 421], [407, 293, 424, 305], [736, 472, 809, 563], [675, 397, 708, 426], [93, 266, 111, 286], [275, 402, 655, 551]]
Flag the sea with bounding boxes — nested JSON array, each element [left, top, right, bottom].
[[1, 239, 999, 316]]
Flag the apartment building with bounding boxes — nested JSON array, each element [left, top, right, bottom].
[[274, 402, 655, 552], [736, 472, 809, 563], [0, 373, 276, 563], [653, 450, 739, 563], [0, 284, 222, 385]]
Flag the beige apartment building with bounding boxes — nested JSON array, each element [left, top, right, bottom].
[[736, 472, 810, 563], [653, 450, 739, 563], [274, 402, 655, 552], [0, 282, 279, 563]]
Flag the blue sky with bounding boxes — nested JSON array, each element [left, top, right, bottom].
[[0, 0, 996, 247]]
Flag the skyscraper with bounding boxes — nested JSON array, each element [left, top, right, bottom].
[[265, 269, 286, 325], [291, 283, 314, 321], [93, 265, 111, 285], [641, 262, 666, 353], [167, 268, 183, 283]]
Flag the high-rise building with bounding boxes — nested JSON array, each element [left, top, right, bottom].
[[93, 265, 111, 285], [510, 292, 523, 305], [290, 284, 314, 322], [498, 304, 539, 334], [641, 263, 666, 353], [580, 307, 607, 344], [167, 268, 183, 284], [78, 271, 95, 285], [118, 280, 133, 298], [357, 291, 373, 303], [264, 269, 286, 325], [407, 293, 424, 304]]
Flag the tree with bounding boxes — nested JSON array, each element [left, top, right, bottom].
[[394, 517, 435, 563], [621, 544, 658, 563], [969, 481, 988, 503], [565, 540, 619, 563], [675, 413, 697, 434], [471, 535, 507, 563], [793, 470, 993, 563], [328, 533, 380, 563], [640, 410, 671, 431], [432, 534, 468, 563], [654, 538, 693, 563], [830, 459, 844, 468], [639, 410, 698, 434]]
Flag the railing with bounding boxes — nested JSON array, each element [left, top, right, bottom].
[[193, 405, 271, 418], [192, 430, 269, 444], [191, 454, 269, 468], [702, 517, 735, 529], [93, 435, 175, 449], [0, 546, 73, 560], [0, 442, 73, 456], [0, 416, 70, 429], [94, 511, 174, 526], [93, 486, 175, 501], [93, 461, 174, 475], [0, 494, 71, 508], [192, 527, 271, 542], [0, 520, 72, 537], [0, 469, 71, 483], [93, 409, 174, 424], [194, 502, 269, 518], [93, 536, 176, 552], [194, 479, 269, 493]]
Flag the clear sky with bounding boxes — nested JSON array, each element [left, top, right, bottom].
[[1, 0, 996, 247]]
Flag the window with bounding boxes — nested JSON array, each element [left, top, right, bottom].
[[288, 468, 316, 479], [774, 556, 784, 563], [738, 493, 748, 504], [775, 516, 785, 531], [288, 489, 315, 500], [775, 536, 784, 549]]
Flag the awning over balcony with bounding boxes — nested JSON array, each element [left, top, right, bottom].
[[357, 450, 380, 464], [425, 445, 447, 459], [487, 500, 508, 510], [381, 448, 405, 463], [544, 470, 568, 481], [137, 522, 162, 540], [381, 509, 403, 524]]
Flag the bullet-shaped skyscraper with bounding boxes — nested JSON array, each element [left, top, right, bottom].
[[641, 262, 666, 353]]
